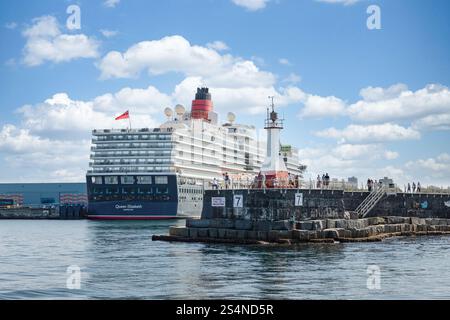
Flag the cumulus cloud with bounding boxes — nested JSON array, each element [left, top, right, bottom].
[[348, 83, 450, 124], [0, 125, 90, 182], [300, 94, 346, 118], [22, 16, 99, 66], [206, 41, 230, 51], [405, 153, 450, 186], [97, 35, 274, 88], [100, 29, 118, 38], [103, 0, 120, 8], [5, 22, 18, 29], [231, 0, 270, 11], [279, 58, 291, 66], [315, 123, 421, 144]]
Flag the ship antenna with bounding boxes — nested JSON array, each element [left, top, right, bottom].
[[268, 96, 275, 112]]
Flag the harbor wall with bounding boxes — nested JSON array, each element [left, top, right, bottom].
[[0, 205, 86, 219], [201, 189, 450, 220]]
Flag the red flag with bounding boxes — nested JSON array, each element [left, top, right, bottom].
[[115, 110, 129, 120]]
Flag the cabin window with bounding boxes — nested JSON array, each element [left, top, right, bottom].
[[121, 176, 135, 184], [104, 176, 118, 184], [92, 176, 103, 184], [155, 176, 168, 184], [137, 176, 152, 184]]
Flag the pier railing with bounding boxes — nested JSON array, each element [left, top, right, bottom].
[[205, 178, 450, 195]]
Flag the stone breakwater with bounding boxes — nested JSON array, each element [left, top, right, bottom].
[[152, 217, 450, 244]]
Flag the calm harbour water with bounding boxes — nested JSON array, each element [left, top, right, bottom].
[[0, 220, 449, 300]]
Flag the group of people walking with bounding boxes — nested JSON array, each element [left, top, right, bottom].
[[406, 182, 421, 193], [316, 173, 330, 189], [366, 179, 383, 192]]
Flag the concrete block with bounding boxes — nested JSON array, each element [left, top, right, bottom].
[[197, 228, 208, 238], [234, 219, 253, 230], [257, 231, 268, 241], [368, 217, 385, 225], [247, 230, 258, 240], [188, 228, 198, 238], [335, 219, 347, 229], [210, 219, 235, 229], [293, 230, 310, 241], [344, 230, 353, 238], [186, 219, 210, 228], [217, 228, 228, 239], [386, 216, 409, 224], [297, 221, 313, 230], [169, 226, 189, 237], [311, 220, 325, 231], [326, 219, 337, 229], [278, 230, 293, 239], [236, 230, 248, 239], [272, 220, 293, 230], [208, 228, 218, 238], [226, 229, 238, 238], [268, 230, 280, 242], [323, 228, 341, 239], [254, 220, 272, 232]]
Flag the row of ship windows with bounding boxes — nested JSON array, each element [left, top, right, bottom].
[[94, 142, 173, 149], [92, 167, 172, 173], [93, 151, 171, 157], [91, 176, 168, 185], [91, 187, 169, 195], [93, 159, 171, 165], [95, 134, 171, 141], [90, 195, 171, 202]]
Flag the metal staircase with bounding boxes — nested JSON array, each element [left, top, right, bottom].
[[356, 186, 386, 218]]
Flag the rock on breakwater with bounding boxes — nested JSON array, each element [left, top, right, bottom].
[[152, 217, 450, 245]]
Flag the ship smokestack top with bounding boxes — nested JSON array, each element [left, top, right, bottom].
[[191, 87, 214, 121], [195, 87, 211, 101]]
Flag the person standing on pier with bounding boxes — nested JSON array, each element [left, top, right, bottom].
[[417, 182, 421, 193], [407, 183, 411, 193], [412, 182, 416, 193], [317, 175, 321, 189]]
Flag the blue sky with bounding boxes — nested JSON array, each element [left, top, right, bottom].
[[0, 0, 449, 186]]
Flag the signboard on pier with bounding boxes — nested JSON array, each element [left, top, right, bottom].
[[212, 197, 226, 207], [233, 195, 243, 208], [295, 193, 303, 207]]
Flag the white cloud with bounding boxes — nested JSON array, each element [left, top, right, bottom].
[[5, 22, 18, 29], [206, 41, 230, 51], [300, 94, 346, 118], [104, 0, 120, 8], [97, 35, 274, 88], [231, 0, 270, 11], [100, 29, 118, 38], [315, 123, 421, 144], [282, 73, 302, 84], [22, 16, 99, 66], [405, 153, 450, 186], [172, 77, 305, 115], [315, 0, 360, 5], [0, 125, 90, 182], [279, 58, 291, 66], [17, 87, 169, 139], [348, 83, 450, 124], [412, 113, 450, 131]]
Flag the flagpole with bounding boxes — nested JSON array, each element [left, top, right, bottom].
[[128, 110, 132, 131]]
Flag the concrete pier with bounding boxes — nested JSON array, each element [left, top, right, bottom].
[[153, 188, 450, 245]]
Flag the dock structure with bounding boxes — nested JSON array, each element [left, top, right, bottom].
[[153, 188, 450, 245]]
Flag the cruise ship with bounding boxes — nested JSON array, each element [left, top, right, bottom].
[[86, 88, 305, 219]]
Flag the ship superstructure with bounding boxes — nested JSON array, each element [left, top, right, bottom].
[[86, 88, 304, 219]]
